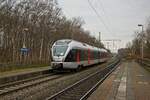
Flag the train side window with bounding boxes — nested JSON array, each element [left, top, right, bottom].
[[65, 49, 77, 62], [80, 49, 85, 61], [71, 49, 77, 61], [84, 50, 88, 60], [95, 51, 98, 59]]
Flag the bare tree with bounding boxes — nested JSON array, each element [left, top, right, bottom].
[[0, 0, 105, 65]]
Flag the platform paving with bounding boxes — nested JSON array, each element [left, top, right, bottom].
[[87, 60, 150, 100]]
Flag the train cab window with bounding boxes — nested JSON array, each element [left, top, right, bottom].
[[53, 46, 68, 56]]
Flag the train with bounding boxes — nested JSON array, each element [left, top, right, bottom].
[[51, 39, 110, 71]]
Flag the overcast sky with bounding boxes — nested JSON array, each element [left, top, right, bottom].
[[58, 0, 150, 52]]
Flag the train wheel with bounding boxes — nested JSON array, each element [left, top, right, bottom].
[[76, 65, 82, 72]]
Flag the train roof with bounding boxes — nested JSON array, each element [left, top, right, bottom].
[[53, 39, 107, 52]]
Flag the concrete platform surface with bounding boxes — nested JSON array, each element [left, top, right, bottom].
[[87, 60, 150, 100]]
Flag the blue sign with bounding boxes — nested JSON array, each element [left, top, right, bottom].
[[21, 48, 30, 55], [21, 48, 29, 52]]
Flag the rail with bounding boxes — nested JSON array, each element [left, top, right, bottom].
[[46, 59, 120, 100], [0, 73, 62, 96]]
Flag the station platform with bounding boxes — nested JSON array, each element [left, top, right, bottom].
[[0, 66, 51, 85], [0, 66, 51, 78], [88, 60, 150, 100]]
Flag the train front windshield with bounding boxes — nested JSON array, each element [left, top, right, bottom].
[[53, 46, 68, 56]]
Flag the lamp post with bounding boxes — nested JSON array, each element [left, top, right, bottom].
[[138, 24, 144, 59], [21, 28, 28, 64], [23, 28, 28, 48]]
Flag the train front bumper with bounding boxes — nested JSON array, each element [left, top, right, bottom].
[[51, 62, 63, 69]]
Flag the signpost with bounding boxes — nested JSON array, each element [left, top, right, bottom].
[[20, 47, 30, 64]]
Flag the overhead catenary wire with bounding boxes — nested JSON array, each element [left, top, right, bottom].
[[96, 0, 112, 31], [87, 0, 114, 37]]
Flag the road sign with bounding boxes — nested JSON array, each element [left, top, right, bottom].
[[21, 48, 29, 52]]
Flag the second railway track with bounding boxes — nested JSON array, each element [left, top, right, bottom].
[[46, 60, 120, 100]]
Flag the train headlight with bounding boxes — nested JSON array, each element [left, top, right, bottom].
[[52, 63, 63, 69]]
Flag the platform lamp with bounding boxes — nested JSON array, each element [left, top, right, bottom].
[[138, 24, 144, 60]]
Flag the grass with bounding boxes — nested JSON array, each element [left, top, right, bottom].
[[0, 57, 118, 75], [0, 64, 50, 73]]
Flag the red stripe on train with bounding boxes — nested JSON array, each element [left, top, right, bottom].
[[88, 49, 90, 64]]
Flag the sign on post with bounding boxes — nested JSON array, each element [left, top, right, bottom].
[[21, 48, 30, 55]]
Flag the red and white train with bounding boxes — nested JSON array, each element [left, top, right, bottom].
[[51, 39, 109, 71]]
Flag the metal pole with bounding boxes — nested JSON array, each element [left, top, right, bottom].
[[72, 30, 73, 39], [71, 24, 74, 39], [138, 24, 144, 59], [141, 25, 144, 59], [23, 28, 28, 48], [22, 28, 28, 64], [99, 32, 101, 43], [106, 42, 109, 50], [112, 40, 115, 51]]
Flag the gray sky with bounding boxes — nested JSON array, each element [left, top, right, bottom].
[[58, 0, 150, 52]]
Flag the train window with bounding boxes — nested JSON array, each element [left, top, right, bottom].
[[81, 49, 86, 61], [80, 50, 82, 61], [85, 50, 88, 60], [94, 51, 97, 59], [92, 51, 97, 60], [53, 46, 68, 56], [94, 51, 98, 59], [55, 40, 71, 45], [65, 49, 77, 62]]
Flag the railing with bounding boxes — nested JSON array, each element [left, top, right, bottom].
[[137, 58, 150, 67]]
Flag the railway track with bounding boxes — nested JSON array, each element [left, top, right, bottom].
[[0, 73, 63, 96], [46, 60, 120, 100]]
